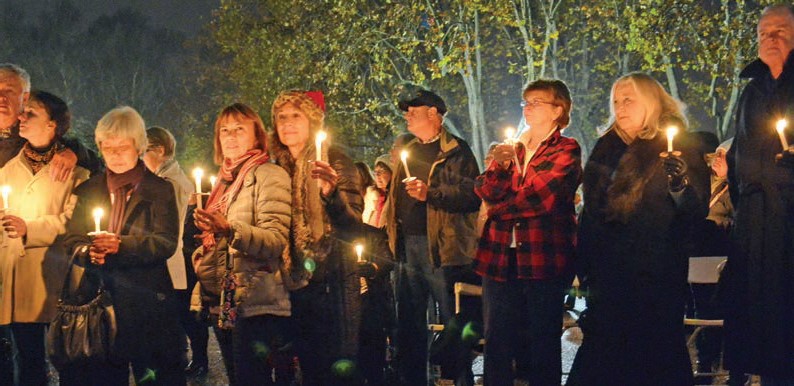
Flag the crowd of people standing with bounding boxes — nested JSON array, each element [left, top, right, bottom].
[[0, 4, 793, 386]]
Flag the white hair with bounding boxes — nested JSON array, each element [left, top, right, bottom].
[[0, 63, 31, 92], [95, 106, 148, 155]]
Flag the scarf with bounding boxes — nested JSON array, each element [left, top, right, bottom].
[[23, 140, 63, 175], [200, 149, 270, 252], [106, 160, 146, 234]]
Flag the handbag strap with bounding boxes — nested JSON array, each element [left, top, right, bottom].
[[58, 244, 104, 303]]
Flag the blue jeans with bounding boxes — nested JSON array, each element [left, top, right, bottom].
[[482, 273, 565, 386], [396, 234, 450, 385]]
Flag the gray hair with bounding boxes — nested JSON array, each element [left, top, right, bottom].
[[0, 63, 30, 93], [95, 106, 148, 155], [761, 4, 794, 21]]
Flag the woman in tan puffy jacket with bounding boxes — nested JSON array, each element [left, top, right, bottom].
[[192, 103, 292, 385]]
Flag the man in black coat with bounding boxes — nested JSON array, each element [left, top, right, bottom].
[[724, 4, 794, 383]]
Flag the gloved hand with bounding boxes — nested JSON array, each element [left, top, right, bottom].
[[775, 149, 794, 168], [662, 154, 688, 192], [357, 261, 378, 279]]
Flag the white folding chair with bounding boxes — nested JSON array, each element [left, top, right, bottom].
[[685, 256, 728, 381]]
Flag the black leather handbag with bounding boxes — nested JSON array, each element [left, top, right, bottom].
[[47, 246, 117, 370]]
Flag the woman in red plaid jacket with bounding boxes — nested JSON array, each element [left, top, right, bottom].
[[474, 79, 582, 386]]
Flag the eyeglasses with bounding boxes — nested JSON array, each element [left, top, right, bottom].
[[521, 99, 556, 108]]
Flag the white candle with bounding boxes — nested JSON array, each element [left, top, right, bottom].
[[92, 207, 104, 233], [209, 176, 217, 189], [776, 119, 789, 150], [1, 186, 10, 210], [666, 126, 679, 153], [192, 168, 204, 210], [355, 243, 364, 263], [400, 150, 412, 179], [316, 131, 327, 162]]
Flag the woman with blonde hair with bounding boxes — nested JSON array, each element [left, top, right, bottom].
[[269, 90, 363, 385], [568, 73, 710, 385]]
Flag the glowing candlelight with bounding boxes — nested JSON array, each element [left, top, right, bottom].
[[400, 150, 412, 179], [192, 168, 204, 210], [316, 131, 327, 162], [355, 243, 364, 263], [504, 126, 516, 144], [776, 119, 789, 150], [1, 186, 10, 210], [666, 126, 679, 153], [209, 175, 217, 189], [92, 207, 104, 233]]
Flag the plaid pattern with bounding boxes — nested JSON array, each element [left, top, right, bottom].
[[474, 130, 582, 281]]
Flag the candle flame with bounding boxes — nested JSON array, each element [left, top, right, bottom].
[[92, 207, 104, 219], [0, 186, 9, 195], [504, 126, 516, 140], [355, 243, 364, 258], [209, 176, 217, 187], [777, 119, 788, 134], [192, 168, 204, 179], [317, 131, 327, 142], [400, 150, 409, 162], [666, 126, 679, 139]]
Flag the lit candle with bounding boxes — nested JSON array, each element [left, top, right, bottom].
[[504, 126, 516, 144], [666, 126, 679, 153], [400, 150, 412, 179], [776, 119, 789, 150], [92, 207, 104, 233], [1, 186, 10, 210], [209, 175, 217, 189], [355, 243, 364, 263], [316, 131, 327, 162], [192, 168, 204, 210]]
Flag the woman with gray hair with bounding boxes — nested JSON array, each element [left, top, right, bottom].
[[60, 106, 184, 385]]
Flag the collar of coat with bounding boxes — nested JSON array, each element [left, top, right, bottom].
[[405, 127, 461, 158], [740, 50, 794, 80]]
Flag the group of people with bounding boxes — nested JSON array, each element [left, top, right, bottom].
[[0, 3, 793, 386]]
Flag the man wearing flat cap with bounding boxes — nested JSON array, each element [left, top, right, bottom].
[[382, 90, 481, 385]]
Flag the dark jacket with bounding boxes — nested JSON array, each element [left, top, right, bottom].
[[383, 129, 481, 267], [723, 52, 794, 377], [569, 129, 709, 385], [62, 168, 182, 363]]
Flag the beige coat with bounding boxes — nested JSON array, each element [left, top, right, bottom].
[[0, 151, 89, 324], [155, 159, 193, 290]]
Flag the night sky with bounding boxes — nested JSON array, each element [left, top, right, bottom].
[[7, 0, 218, 35]]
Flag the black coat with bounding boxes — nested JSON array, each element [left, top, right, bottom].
[[723, 52, 794, 377], [62, 167, 182, 363], [568, 129, 709, 385]]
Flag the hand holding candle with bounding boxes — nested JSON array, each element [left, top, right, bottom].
[[316, 131, 327, 162], [666, 126, 679, 153], [1, 186, 9, 210], [92, 207, 104, 234], [776, 119, 790, 151], [192, 168, 204, 210]]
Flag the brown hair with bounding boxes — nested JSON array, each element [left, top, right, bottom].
[[213, 103, 268, 165], [146, 126, 176, 158], [523, 79, 573, 129]]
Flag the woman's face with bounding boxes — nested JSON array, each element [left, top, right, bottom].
[[522, 90, 562, 130], [218, 115, 258, 160], [18, 100, 56, 146], [613, 82, 647, 135], [275, 103, 311, 150], [374, 164, 392, 191], [100, 136, 139, 174]]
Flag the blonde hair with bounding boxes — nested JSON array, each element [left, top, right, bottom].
[[95, 106, 147, 155], [607, 72, 687, 140]]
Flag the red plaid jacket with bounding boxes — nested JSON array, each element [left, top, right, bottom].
[[474, 129, 581, 281]]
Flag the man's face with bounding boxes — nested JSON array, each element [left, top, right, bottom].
[[0, 74, 28, 130], [758, 11, 794, 71], [403, 105, 437, 138]]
